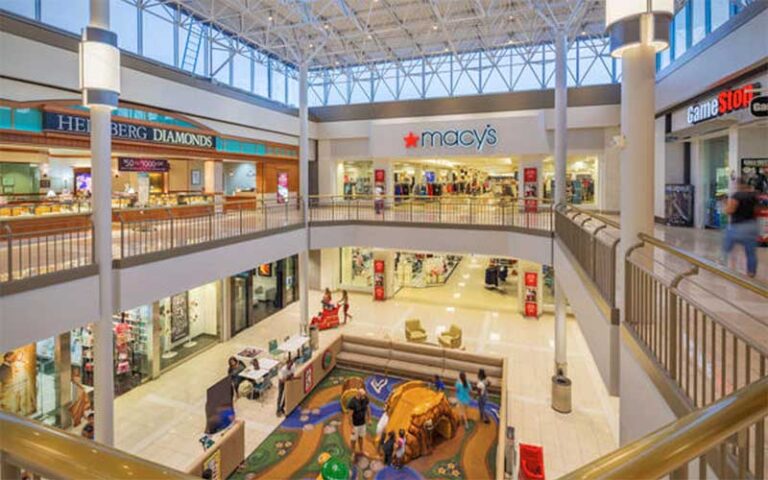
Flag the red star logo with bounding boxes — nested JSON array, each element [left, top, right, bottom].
[[404, 131, 419, 148]]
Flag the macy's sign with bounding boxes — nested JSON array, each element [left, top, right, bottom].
[[403, 124, 498, 151]]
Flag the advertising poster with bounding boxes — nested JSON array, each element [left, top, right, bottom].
[[373, 259, 385, 301], [374, 169, 385, 214], [523, 167, 538, 213], [276, 172, 289, 204], [203, 449, 222, 480], [741, 158, 768, 193], [665, 184, 695, 227], [0, 344, 37, 416], [170, 292, 190, 343], [523, 271, 538, 318], [303, 365, 314, 394]]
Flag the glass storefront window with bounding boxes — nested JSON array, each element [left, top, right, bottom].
[[340, 161, 373, 197], [114, 305, 153, 394], [159, 282, 220, 371], [341, 247, 374, 288], [711, 0, 731, 32], [394, 252, 462, 288], [701, 137, 729, 229], [542, 156, 598, 205]]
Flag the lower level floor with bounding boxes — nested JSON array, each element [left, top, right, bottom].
[[110, 284, 617, 479]]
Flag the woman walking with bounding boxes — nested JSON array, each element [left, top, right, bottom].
[[455, 372, 471, 429], [339, 290, 352, 323]]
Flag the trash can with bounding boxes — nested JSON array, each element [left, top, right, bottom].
[[551, 375, 572, 414], [309, 325, 320, 351]]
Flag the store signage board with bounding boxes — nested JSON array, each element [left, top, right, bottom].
[[403, 124, 498, 151], [686, 83, 761, 125], [43, 112, 215, 149], [751, 96, 768, 117], [118, 157, 169, 172]]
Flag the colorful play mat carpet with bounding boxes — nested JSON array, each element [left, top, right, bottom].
[[230, 368, 500, 480]]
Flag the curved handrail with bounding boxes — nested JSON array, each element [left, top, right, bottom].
[[559, 375, 768, 480], [0, 412, 195, 479], [638, 232, 768, 298]]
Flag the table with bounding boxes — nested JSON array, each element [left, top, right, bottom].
[[234, 347, 263, 364], [278, 335, 309, 354], [238, 357, 279, 382]]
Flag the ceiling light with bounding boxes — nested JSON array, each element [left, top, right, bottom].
[[432, 24, 438, 30], [309, 43, 314, 48], [367, 34, 372, 39], [324, 24, 330, 29], [508, 15, 514, 20], [268, 15, 273, 21]]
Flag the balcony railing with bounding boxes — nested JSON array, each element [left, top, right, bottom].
[[554, 205, 620, 308], [1, 214, 94, 283], [116, 198, 303, 259], [308, 195, 554, 232], [0, 199, 304, 285]]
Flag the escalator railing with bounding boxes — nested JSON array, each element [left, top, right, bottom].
[[0, 412, 194, 479]]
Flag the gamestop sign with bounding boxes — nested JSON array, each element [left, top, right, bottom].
[[687, 83, 760, 125], [403, 124, 498, 151]]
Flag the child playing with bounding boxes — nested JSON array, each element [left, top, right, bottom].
[[394, 429, 407, 469]]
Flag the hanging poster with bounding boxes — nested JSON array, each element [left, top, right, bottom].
[[665, 184, 695, 227], [523, 271, 539, 318], [276, 172, 289, 204], [170, 293, 190, 343], [374, 169, 386, 214], [373, 259, 385, 301], [523, 167, 538, 213], [0, 344, 37, 416]]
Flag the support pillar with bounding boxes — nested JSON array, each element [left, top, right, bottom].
[[618, 23, 657, 264], [54, 332, 73, 428], [554, 28, 568, 206], [85, 0, 117, 446], [554, 279, 567, 375], [298, 63, 310, 335], [552, 28, 569, 387]]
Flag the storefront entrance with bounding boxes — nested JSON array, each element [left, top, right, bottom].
[[229, 255, 299, 337]]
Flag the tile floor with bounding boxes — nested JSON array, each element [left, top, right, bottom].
[[114, 257, 619, 479]]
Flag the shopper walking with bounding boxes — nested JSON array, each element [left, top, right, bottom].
[[723, 178, 760, 278], [382, 431, 396, 466], [276, 359, 295, 416], [339, 290, 353, 323], [455, 372, 472, 429], [476, 369, 491, 424], [347, 388, 371, 459]]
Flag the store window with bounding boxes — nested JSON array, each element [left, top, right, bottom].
[[394, 252, 462, 288], [691, 0, 707, 46], [711, 0, 731, 32], [341, 247, 374, 288], [224, 161, 257, 196], [673, 6, 688, 60], [340, 161, 373, 197], [701, 137, 730, 229], [542, 156, 598, 205]]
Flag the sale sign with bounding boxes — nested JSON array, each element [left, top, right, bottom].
[[523, 167, 538, 213], [374, 259, 385, 301]]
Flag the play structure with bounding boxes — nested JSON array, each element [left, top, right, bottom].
[[311, 305, 341, 330]]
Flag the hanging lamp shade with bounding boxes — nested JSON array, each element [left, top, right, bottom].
[[605, 0, 674, 58], [79, 27, 121, 108]]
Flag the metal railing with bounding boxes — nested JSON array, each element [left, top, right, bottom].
[[625, 236, 768, 410], [561, 375, 767, 480], [116, 198, 304, 258], [554, 205, 620, 307], [1, 214, 94, 283], [308, 194, 554, 232], [0, 411, 194, 479]]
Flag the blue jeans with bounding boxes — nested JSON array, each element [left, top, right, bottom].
[[723, 221, 759, 276], [478, 396, 488, 422]]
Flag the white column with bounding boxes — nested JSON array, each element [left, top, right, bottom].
[[619, 35, 656, 260], [88, 0, 115, 446], [727, 125, 740, 193], [553, 28, 569, 381], [298, 63, 310, 334], [554, 279, 567, 375], [554, 28, 568, 205]]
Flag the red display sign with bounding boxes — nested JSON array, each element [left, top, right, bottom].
[[523, 167, 538, 183], [374, 286, 385, 301], [374, 259, 385, 301], [524, 302, 538, 318], [374, 169, 386, 183], [523, 167, 539, 213], [118, 157, 169, 172], [374, 259, 385, 274], [524, 272, 538, 287], [718, 83, 758, 115]]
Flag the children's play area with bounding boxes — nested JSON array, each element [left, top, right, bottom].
[[230, 368, 500, 480]]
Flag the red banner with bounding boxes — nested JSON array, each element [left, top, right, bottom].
[[524, 271, 538, 287], [374, 169, 385, 183]]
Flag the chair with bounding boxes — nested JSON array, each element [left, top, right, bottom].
[[438, 324, 462, 349], [405, 319, 428, 343]]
